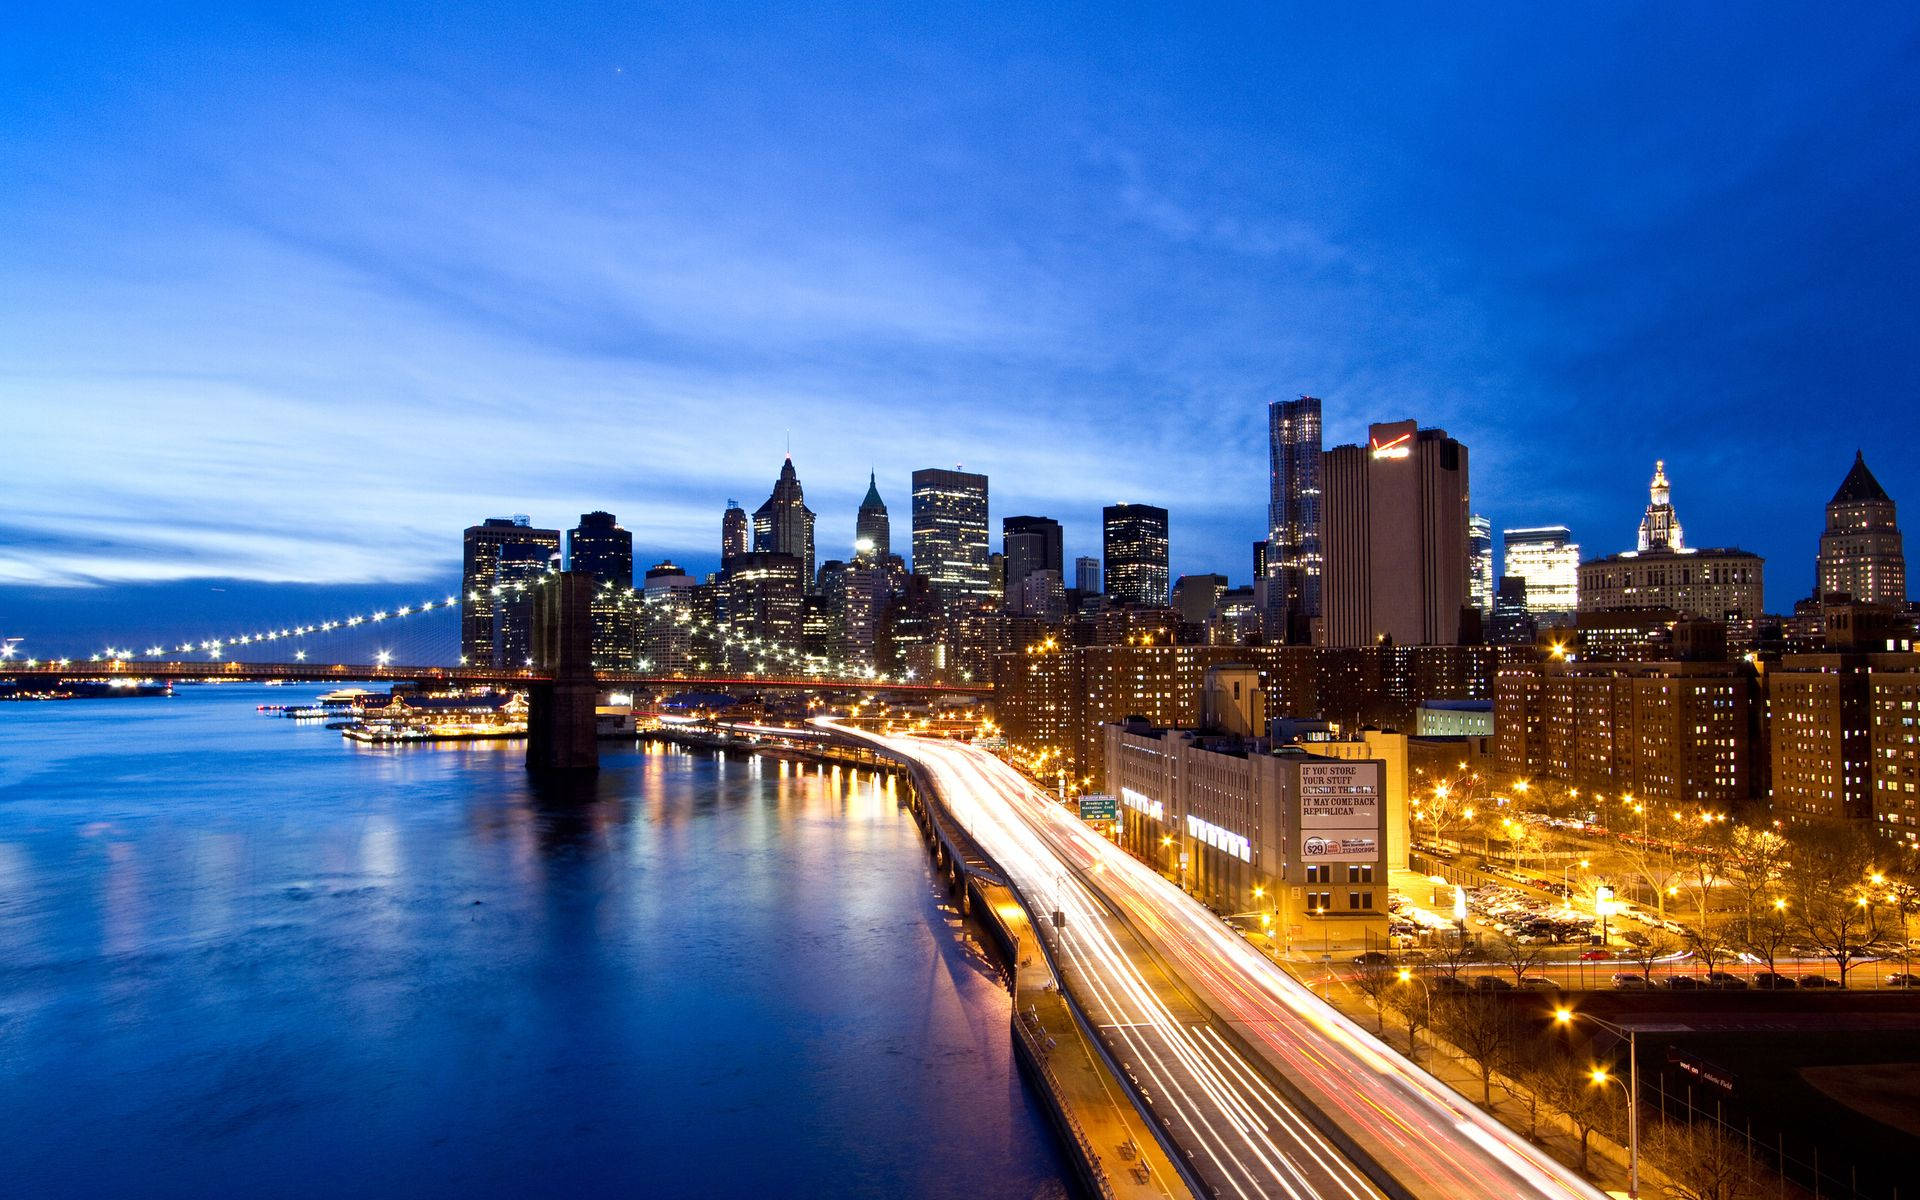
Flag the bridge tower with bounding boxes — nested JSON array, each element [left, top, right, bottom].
[[526, 570, 600, 772]]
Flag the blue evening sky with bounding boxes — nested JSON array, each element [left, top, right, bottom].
[[4, 3, 1917, 651]]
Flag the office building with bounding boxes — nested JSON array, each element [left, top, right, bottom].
[[1267, 395, 1324, 642], [721, 501, 749, 562], [461, 516, 561, 667], [1468, 515, 1494, 617], [1075, 556, 1101, 596], [1207, 586, 1263, 646], [490, 542, 551, 669], [567, 511, 632, 586], [723, 553, 806, 650], [878, 573, 946, 680], [855, 472, 891, 561], [567, 511, 636, 669], [1107, 714, 1388, 948], [1487, 576, 1536, 646], [912, 468, 992, 613], [1103, 503, 1170, 607], [639, 561, 695, 674], [1172, 573, 1229, 627], [1003, 515, 1064, 611], [752, 457, 817, 590], [1578, 461, 1764, 629], [1320, 420, 1471, 648], [1502, 526, 1579, 621], [1817, 452, 1906, 606]]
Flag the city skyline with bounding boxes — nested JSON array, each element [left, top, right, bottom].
[[5, 7, 1920, 637]]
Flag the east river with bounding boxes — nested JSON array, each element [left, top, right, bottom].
[[0, 684, 1068, 1199]]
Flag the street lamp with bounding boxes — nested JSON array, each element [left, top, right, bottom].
[[1555, 1006, 1639, 1199]]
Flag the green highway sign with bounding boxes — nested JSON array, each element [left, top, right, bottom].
[[1078, 793, 1117, 821]]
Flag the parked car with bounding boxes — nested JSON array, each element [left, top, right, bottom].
[[1704, 972, 1748, 990], [1352, 950, 1394, 966], [1431, 975, 1471, 993], [1612, 973, 1651, 990], [1751, 971, 1797, 989], [1886, 972, 1920, 988], [1662, 976, 1705, 990], [1472, 975, 1515, 992], [1578, 949, 1612, 961], [1516, 976, 1559, 991], [1798, 974, 1840, 989]]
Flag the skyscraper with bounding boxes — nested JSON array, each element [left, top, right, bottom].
[[568, 511, 636, 668], [753, 457, 817, 589], [856, 472, 890, 561], [1103, 504, 1170, 607], [461, 516, 560, 667], [721, 501, 749, 562], [1467, 515, 1494, 616], [1002, 516, 1064, 606], [1267, 395, 1323, 643], [567, 511, 633, 585], [1817, 451, 1906, 605], [1501, 526, 1579, 620], [491, 542, 552, 668], [911, 468, 991, 612], [1320, 419, 1471, 648], [1172, 574, 1228, 626], [1075, 556, 1101, 596]]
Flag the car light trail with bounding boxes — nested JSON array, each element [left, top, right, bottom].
[[828, 724, 1607, 1200]]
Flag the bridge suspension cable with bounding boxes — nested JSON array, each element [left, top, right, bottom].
[[14, 572, 943, 689]]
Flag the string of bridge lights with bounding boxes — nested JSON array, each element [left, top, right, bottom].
[[11, 572, 912, 685], [12, 592, 464, 667]]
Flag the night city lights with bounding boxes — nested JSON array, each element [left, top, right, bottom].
[[5, 6, 1920, 1200]]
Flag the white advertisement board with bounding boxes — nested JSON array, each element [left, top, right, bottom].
[[1297, 761, 1380, 864]]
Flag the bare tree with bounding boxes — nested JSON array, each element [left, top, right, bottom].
[[1351, 957, 1399, 1035], [1535, 1055, 1624, 1173], [1618, 833, 1685, 921], [1413, 769, 1489, 855], [1679, 819, 1735, 923], [1684, 920, 1737, 976], [1385, 974, 1433, 1058], [1878, 842, 1920, 977], [1433, 994, 1525, 1106], [1622, 927, 1680, 983], [1645, 1119, 1762, 1200], [1490, 930, 1551, 987], [1724, 824, 1788, 925], [1431, 933, 1479, 983], [1732, 904, 1794, 977], [1786, 822, 1883, 986]]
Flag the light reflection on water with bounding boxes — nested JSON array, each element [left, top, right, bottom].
[[0, 685, 1069, 1200]]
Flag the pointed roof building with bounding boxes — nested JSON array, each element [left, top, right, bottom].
[[752, 456, 817, 591], [1818, 451, 1905, 605], [856, 471, 890, 561], [1830, 450, 1894, 507]]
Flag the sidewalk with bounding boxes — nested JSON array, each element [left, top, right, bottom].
[[986, 879, 1192, 1200]]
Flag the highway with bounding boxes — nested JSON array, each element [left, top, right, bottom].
[[834, 725, 1606, 1200]]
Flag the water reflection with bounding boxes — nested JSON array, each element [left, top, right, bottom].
[[0, 686, 1068, 1200]]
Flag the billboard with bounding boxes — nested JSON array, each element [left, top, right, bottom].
[[1078, 793, 1117, 822], [1297, 760, 1380, 863]]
